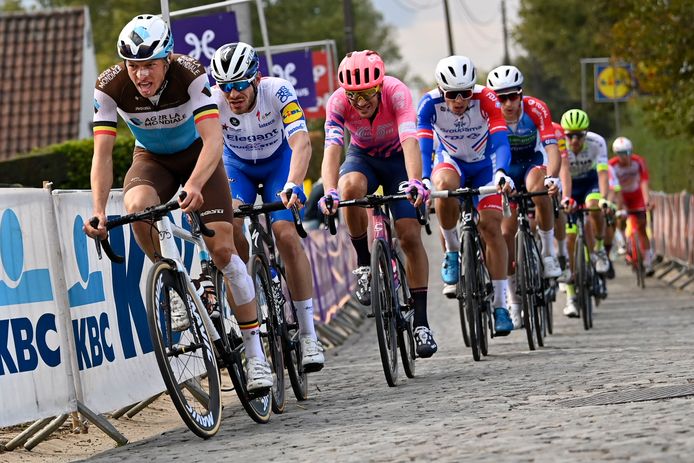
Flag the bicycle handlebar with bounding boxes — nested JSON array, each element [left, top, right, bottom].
[[89, 192, 214, 264], [234, 201, 307, 238]]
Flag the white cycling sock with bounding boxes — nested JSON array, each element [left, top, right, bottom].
[[507, 274, 521, 305], [538, 228, 556, 257], [294, 298, 317, 339], [239, 319, 265, 360], [557, 238, 568, 257], [493, 280, 508, 309], [440, 227, 460, 252]]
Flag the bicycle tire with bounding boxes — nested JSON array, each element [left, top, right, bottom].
[[575, 238, 592, 331], [146, 261, 222, 438], [394, 254, 415, 378], [527, 236, 545, 347], [517, 232, 536, 350], [544, 279, 554, 335], [371, 239, 399, 386], [633, 233, 645, 289], [283, 296, 309, 401], [213, 269, 272, 424], [252, 257, 286, 414], [463, 232, 484, 361], [456, 275, 471, 348], [477, 237, 492, 356]]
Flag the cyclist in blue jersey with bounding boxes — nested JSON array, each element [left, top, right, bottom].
[[417, 56, 514, 335], [84, 15, 271, 392], [486, 65, 566, 328], [210, 42, 324, 372]]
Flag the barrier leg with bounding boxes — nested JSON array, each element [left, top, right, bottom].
[[125, 393, 165, 419], [23, 415, 69, 451], [110, 402, 138, 420], [2, 417, 53, 451], [76, 402, 128, 446]]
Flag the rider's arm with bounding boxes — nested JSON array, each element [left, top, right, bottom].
[[480, 89, 511, 175], [402, 137, 423, 180], [527, 98, 560, 177], [88, 134, 116, 237], [321, 144, 343, 192], [560, 155, 572, 200], [595, 134, 609, 199], [182, 116, 223, 212], [416, 93, 436, 179], [321, 91, 347, 192], [637, 155, 651, 205], [286, 130, 312, 186]]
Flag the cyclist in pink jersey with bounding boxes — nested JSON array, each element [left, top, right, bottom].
[[609, 136, 655, 275], [320, 50, 437, 358]]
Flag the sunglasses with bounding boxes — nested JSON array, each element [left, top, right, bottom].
[[345, 85, 381, 102], [615, 150, 632, 156], [497, 92, 522, 103], [565, 131, 587, 139], [119, 39, 167, 61], [218, 78, 254, 93], [443, 89, 473, 100]]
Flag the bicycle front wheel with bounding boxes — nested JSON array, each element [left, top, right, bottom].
[[146, 261, 221, 438], [252, 256, 286, 414], [394, 253, 415, 379], [575, 238, 593, 331], [372, 239, 399, 386], [517, 232, 537, 350], [633, 233, 645, 289], [463, 232, 484, 361]]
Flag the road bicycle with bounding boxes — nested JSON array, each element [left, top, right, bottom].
[[90, 193, 274, 435], [430, 185, 501, 361], [325, 193, 422, 387], [564, 206, 609, 330], [620, 208, 649, 289], [509, 189, 554, 351], [233, 199, 312, 407]]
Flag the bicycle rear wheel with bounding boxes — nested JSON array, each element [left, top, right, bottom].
[[146, 261, 221, 438], [252, 257, 286, 414], [214, 268, 272, 423], [462, 232, 484, 361], [528, 237, 545, 348], [394, 254, 415, 379], [517, 232, 537, 350], [372, 239, 399, 386], [456, 277, 471, 347], [575, 239, 592, 331], [283, 296, 309, 401], [633, 233, 645, 289]]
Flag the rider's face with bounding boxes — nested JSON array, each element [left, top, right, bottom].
[[565, 131, 587, 154], [346, 87, 381, 119], [126, 58, 169, 98], [221, 75, 261, 115]]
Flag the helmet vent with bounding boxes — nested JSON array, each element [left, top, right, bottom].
[[364, 67, 370, 84], [354, 68, 361, 85]]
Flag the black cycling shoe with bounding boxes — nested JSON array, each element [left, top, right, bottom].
[[606, 259, 615, 279], [414, 326, 438, 358]]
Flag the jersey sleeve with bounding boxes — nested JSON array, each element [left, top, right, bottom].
[[634, 154, 650, 182], [92, 65, 123, 137], [188, 74, 219, 124], [552, 122, 568, 158], [272, 80, 308, 139], [324, 90, 347, 147], [525, 97, 556, 146], [595, 134, 609, 171], [416, 93, 436, 178], [382, 77, 418, 144]]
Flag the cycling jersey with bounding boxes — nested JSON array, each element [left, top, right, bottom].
[[552, 122, 568, 159], [608, 154, 649, 194], [212, 76, 308, 163], [505, 96, 557, 161], [93, 54, 219, 155], [608, 164, 621, 192], [566, 131, 608, 180], [416, 85, 510, 177], [324, 75, 418, 158]]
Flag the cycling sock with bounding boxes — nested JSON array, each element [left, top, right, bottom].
[[294, 298, 317, 339], [557, 238, 568, 257], [440, 227, 460, 252], [350, 232, 371, 267], [605, 243, 612, 255], [507, 274, 521, 305], [239, 319, 265, 360], [595, 238, 605, 251], [492, 279, 508, 309], [538, 228, 556, 257], [411, 287, 429, 328], [566, 284, 576, 298]]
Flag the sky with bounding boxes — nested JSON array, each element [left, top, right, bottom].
[[371, 0, 521, 87]]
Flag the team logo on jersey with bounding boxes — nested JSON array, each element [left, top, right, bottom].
[[282, 102, 304, 124], [130, 117, 143, 126], [230, 117, 240, 127], [276, 86, 292, 103]]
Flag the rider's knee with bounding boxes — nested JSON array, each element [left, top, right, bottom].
[[220, 254, 255, 305]]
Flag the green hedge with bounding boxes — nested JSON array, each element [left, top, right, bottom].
[[0, 137, 136, 189]]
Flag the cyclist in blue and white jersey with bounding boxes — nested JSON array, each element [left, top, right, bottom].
[[85, 16, 270, 392], [210, 42, 324, 372], [486, 65, 565, 328], [559, 109, 611, 317], [417, 55, 514, 336]]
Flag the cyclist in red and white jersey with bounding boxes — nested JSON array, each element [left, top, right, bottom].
[[320, 50, 437, 357], [608, 136, 654, 275]]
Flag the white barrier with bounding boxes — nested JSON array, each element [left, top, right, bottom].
[[0, 188, 198, 428]]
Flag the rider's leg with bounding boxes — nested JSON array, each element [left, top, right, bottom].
[[433, 167, 462, 287], [339, 172, 370, 265], [478, 207, 510, 320], [501, 208, 520, 312], [527, 167, 555, 256], [124, 185, 163, 260], [563, 222, 579, 316], [231, 200, 249, 263]]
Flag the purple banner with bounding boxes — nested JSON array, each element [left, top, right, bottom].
[[259, 50, 317, 109], [171, 12, 239, 81]]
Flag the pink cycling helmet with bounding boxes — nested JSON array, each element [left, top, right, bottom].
[[337, 50, 385, 91]]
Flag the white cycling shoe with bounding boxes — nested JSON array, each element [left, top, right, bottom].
[[543, 255, 563, 278], [563, 298, 579, 318], [246, 356, 273, 392], [301, 336, 325, 373]]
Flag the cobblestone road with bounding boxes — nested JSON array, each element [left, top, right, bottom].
[[82, 233, 694, 463]]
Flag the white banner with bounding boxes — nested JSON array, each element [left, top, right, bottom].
[[0, 189, 75, 426]]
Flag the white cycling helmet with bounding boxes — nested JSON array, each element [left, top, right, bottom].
[[612, 136, 633, 155], [487, 65, 524, 93], [117, 15, 173, 61], [435, 55, 477, 91], [211, 42, 259, 83]]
